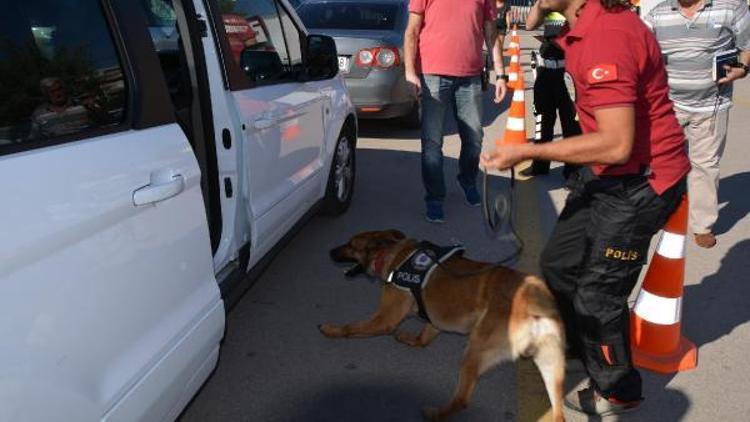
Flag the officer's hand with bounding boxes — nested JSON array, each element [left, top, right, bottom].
[[406, 71, 422, 96], [718, 65, 747, 85], [480, 146, 527, 171], [495, 79, 508, 104]]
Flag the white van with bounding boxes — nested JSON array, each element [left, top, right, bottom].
[[0, 0, 356, 420]]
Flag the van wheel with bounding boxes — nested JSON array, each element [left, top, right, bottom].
[[321, 131, 355, 215], [400, 100, 421, 129]]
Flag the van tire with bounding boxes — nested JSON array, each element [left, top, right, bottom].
[[321, 130, 355, 215]]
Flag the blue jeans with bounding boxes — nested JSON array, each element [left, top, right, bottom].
[[420, 74, 484, 203]]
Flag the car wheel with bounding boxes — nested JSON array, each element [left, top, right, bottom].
[[321, 130, 356, 215], [400, 100, 421, 129]]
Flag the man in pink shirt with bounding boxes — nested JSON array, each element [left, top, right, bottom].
[[404, 0, 507, 223]]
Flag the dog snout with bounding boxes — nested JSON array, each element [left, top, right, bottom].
[[330, 244, 355, 262]]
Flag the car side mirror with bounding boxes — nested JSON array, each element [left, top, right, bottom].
[[304, 34, 338, 81], [239, 48, 285, 83]]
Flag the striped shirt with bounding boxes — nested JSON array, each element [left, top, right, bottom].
[[643, 0, 750, 112]]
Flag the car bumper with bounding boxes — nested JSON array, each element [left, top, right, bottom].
[[344, 68, 416, 119]]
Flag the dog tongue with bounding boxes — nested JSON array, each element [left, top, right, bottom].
[[344, 263, 364, 278]]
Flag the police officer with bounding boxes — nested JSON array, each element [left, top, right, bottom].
[[521, 4, 581, 179], [481, 0, 689, 416]]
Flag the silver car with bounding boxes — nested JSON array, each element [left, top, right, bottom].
[[297, 0, 420, 128]]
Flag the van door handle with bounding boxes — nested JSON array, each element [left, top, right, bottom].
[[133, 174, 185, 206], [254, 118, 277, 130]]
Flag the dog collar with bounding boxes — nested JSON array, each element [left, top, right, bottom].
[[370, 249, 389, 278]]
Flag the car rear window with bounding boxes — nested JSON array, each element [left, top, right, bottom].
[[298, 3, 400, 31]]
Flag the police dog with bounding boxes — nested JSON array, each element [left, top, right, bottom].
[[321, 230, 566, 422]]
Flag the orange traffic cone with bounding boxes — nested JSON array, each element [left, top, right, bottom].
[[497, 73, 527, 147], [630, 194, 698, 373], [505, 26, 520, 56], [507, 44, 522, 90]]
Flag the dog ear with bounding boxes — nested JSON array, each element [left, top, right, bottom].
[[386, 230, 406, 241]]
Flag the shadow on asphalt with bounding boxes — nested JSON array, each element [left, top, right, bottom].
[[264, 379, 512, 422], [616, 239, 750, 422], [683, 237, 750, 354], [714, 171, 750, 235]]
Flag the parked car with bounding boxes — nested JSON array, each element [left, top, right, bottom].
[[0, 0, 356, 420], [296, 0, 420, 128]]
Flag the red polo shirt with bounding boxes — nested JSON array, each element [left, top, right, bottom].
[[557, 1, 689, 194], [409, 0, 497, 77]]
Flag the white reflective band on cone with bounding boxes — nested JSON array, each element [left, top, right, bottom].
[[509, 73, 518, 81], [633, 290, 682, 325], [506, 117, 525, 131], [657, 231, 685, 259], [513, 90, 525, 102], [511, 55, 519, 63]]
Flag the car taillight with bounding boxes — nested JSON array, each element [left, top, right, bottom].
[[355, 47, 401, 68]]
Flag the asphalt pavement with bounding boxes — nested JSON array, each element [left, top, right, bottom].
[[180, 33, 750, 422]]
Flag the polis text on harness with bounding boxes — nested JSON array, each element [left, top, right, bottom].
[[386, 241, 465, 322]]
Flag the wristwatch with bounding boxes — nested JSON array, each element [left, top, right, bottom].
[[496, 74, 510, 82]]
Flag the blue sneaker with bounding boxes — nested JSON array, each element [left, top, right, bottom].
[[456, 179, 481, 207], [425, 201, 445, 223]]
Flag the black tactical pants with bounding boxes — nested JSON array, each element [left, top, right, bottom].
[[532, 67, 581, 177], [541, 167, 686, 401]]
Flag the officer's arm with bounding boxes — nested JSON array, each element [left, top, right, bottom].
[[526, 0, 547, 31], [480, 106, 635, 169], [531, 106, 636, 165]]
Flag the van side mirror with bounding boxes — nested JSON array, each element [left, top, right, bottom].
[[239, 49, 285, 83], [304, 34, 338, 80]]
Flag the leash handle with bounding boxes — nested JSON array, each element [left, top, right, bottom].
[[478, 166, 524, 268]]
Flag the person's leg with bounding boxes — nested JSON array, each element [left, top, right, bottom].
[[496, 32, 506, 60], [573, 176, 685, 404], [527, 69, 556, 175], [540, 170, 591, 358], [420, 74, 450, 206], [684, 109, 730, 244], [453, 76, 484, 190]]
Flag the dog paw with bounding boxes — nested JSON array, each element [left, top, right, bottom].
[[318, 323, 345, 338], [421, 407, 442, 421], [395, 331, 421, 347]]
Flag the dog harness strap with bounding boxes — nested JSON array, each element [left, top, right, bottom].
[[413, 286, 431, 322], [386, 241, 465, 323]]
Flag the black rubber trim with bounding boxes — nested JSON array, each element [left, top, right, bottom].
[[180, 0, 223, 253], [108, 0, 175, 128]]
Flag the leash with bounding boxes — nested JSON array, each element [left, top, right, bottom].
[[414, 167, 524, 279]]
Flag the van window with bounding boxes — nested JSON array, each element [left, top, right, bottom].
[[218, 0, 300, 84], [0, 0, 127, 153]]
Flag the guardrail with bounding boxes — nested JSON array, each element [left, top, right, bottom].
[[508, 0, 535, 27]]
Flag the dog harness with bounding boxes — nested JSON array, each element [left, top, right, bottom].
[[386, 241, 465, 322]]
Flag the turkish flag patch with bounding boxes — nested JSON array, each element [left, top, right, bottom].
[[587, 64, 618, 84]]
